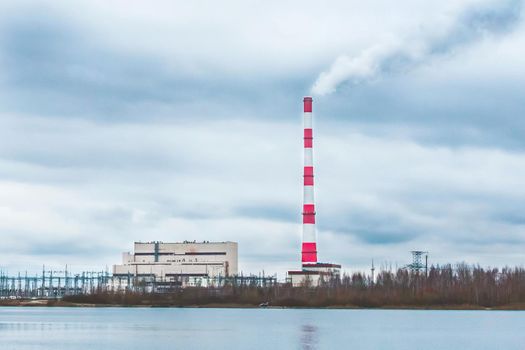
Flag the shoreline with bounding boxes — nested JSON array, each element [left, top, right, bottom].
[[2, 299, 525, 310]]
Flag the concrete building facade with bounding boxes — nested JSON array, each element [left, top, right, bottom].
[[288, 263, 341, 287], [111, 241, 238, 288]]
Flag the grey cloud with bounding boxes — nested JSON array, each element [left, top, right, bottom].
[[489, 199, 525, 225], [0, 230, 116, 257], [312, 0, 523, 95], [315, 75, 525, 150], [235, 204, 297, 223], [26, 240, 116, 257], [88, 207, 136, 227], [318, 209, 419, 245], [434, 0, 523, 51], [494, 213, 525, 225], [0, 7, 307, 121], [337, 227, 417, 245], [0, 14, 176, 118]]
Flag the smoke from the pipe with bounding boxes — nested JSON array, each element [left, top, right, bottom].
[[311, 0, 523, 96]]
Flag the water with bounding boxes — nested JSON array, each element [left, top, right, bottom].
[[0, 307, 524, 349]]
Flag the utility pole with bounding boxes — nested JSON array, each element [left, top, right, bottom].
[[407, 251, 429, 274], [371, 259, 375, 286], [425, 254, 429, 277]]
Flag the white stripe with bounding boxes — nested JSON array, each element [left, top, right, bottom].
[[304, 112, 312, 128], [304, 148, 313, 166], [303, 186, 314, 204], [303, 224, 316, 242]]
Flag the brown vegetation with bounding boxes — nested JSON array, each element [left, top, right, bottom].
[[57, 264, 525, 309]]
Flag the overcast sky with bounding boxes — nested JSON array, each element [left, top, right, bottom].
[[0, 0, 524, 278]]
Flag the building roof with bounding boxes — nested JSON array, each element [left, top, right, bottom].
[[302, 263, 341, 268], [287, 270, 334, 275]]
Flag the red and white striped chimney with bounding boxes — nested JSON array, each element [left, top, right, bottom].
[[302, 96, 317, 265]]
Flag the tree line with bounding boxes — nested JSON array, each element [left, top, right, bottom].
[[62, 264, 525, 308]]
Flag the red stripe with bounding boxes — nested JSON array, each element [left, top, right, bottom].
[[302, 242, 317, 251], [304, 166, 313, 176], [301, 242, 317, 263], [303, 204, 315, 213], [304, 129, 313, 148], [303, 97, 312, 112], [303, 215, 315, 224], [302, 252, 317, 263], [304, 175, 314, 186], [302, 205, 315, 223]]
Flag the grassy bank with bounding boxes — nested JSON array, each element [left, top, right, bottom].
[[3, 298, 525, 310]]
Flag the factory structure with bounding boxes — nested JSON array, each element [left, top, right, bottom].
[[109, 97, 341, 289], [110, 241, 239, 289], [107, 97, 341, 289], [287, 97, 341, 286]]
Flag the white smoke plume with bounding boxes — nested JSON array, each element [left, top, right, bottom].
[[311, 0, 523, 96]]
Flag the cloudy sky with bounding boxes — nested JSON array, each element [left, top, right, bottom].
[[0, 0, 524, 278]]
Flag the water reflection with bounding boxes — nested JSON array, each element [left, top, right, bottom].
[[300, 324, 318, 350]]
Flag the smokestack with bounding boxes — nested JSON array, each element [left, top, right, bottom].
[[302, 96, 317, 265], [288, 97, 341, 285]]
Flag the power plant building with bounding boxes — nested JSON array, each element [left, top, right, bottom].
[[111, 241, 238, 289]]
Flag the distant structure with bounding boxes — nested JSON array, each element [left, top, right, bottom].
[[371, 259, 375, 285], [0, 268, 110, 298], [407, 250, 429, 275], [287, 97, 341, 286], [111, 241, 238, 289]]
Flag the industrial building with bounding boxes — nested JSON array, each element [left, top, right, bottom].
[[111, 241, 238, 289], [288, 263, 341, 286], [287, 97, 341, 286]]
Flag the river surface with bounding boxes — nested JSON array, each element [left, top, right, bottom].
[[0, 307, 523, 349]]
